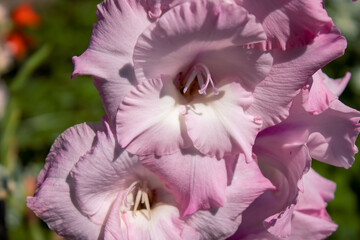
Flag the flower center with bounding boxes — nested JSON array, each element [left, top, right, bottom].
[[175, 63, 219, 99], [121, 180, 155, 220]]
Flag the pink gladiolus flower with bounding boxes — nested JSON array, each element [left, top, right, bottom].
[[227, 71, 360, 239], [27, 0, 360, 239], [228, 169, 338, 240], [26, 120, 273, 239], [72, 0, 346, 161]]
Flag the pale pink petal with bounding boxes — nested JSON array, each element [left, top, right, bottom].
[[229, 209, 337, 239], [103, 193, 127, 240], [296, 169, 336, 211], [247, 29, 347, 129], [187, 155, 274, 240], [229, 168, 337, 239], [26, 122, 103, 239], [263, 205, 295, 238], [69, 121, 155, 224], [124, 206, 191, 240], [290, 169, 337, 240], [256, 144, 311, 238], [105, 192, 195, 240], [26, 179, 103, 240], [66, 122, 191, 239], [230, 231, 277, 240], [198, 47, 273, 91], [230, 139, 312, 239], [229, 210, 337, 240], [72, 0, 149, 121], [184, 82, 262, 160], [302, 71, 338, 115], [181, 225, 201, 240], [289, 95, 360, 168], [290, 211, 337, 240], [141, 150, 231, 217], [37, 122, 102, 184], [134, 0, 271, 90], [321, 70, 351, 97], [302, 70, 351, 115], [253, 91, 359, 169], [116, 77, 190, 156], [240, 0, 333, 50]]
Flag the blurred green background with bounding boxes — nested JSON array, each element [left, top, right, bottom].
[[0, 0, 359, 239]]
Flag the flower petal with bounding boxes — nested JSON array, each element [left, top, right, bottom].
[[198, 47, 273, 91], [187, 155, 274, 240], [69, 121, 162, 224], [134, 0, 270, 90], [291, 169, 337, 240], [26, 122, 103, 239], [103, 193, 128, 240], [290, 211, 337, 240], [247, 29, 347, 129], [116, 77, 190, 156], [230, 138, 312, 239], [184, 81, 262, 160], [302, 70, 338, 115], [288, 95, 360, 168], [72, 0, 150, 121], [258, 145, 311, 238], [104, 192, 196, 240], [302, 70, 351, 115], [241, 0, 333, 50], [296, 169, 336, 213], [321, 70, 351, 97], [228, 170, 337, 240], [141, 150, 231, 217]]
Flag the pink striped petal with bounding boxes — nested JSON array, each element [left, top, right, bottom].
[[247, 29, 347, 129], [184, 81, 262, 160], [133, 0, 271, 90], [141, 150, 232, 217], [187, 155, 274, 240], [26, 122, 103, 239], [240, 0, 333, 50], [116, 77, 190, 156]]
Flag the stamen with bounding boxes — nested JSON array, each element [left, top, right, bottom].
[[182, 63, 219, 95], [196, 64, 219, 95], [197, 72, 205, 91], [133, 189, 142, 217], [122, 181, 152, 219], [182, 69, 197, 94], [142, 191, 151, 220], [122, 181, 139, 209]]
